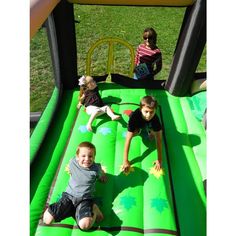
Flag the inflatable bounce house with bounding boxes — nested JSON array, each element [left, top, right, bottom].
[[30, 0, 206, 235]]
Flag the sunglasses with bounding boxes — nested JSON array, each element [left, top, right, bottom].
[[143, 36, 153, 40]]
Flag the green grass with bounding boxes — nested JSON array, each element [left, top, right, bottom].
[[30, 29, 54, 112], [30, 5, 206, 112]]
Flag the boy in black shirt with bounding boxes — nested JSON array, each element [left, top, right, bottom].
[[122, 96, 162, 173]]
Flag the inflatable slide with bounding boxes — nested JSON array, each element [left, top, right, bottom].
[[30, 83, 206, 236], [30, 0, 206, 235]]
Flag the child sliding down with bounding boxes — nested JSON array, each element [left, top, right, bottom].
[[77, 75, 120, 131], [43, 142, 107, 230]]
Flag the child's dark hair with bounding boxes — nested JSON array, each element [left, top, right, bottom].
[[143, 27, 157, 49], [140, 96, 158, 109], [76, 141, 96, 156]]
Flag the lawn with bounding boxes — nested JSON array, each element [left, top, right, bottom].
[[30, 5, 206, 112]]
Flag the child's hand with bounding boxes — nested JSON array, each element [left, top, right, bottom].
[[120, 164, 134, 176], [153, 160, 162, 171], [149, 166, 164, 179], [65, 164, 71, 175], [77, 103, 82, 109], [99, 174, 107, 183], [122, 160, 131, 173]]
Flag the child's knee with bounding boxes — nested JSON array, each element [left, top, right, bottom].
[[43, 208, 54, 225], [78, 217, 93, 230], [91, 110, 102, 117], [104, 105, 110, 112]]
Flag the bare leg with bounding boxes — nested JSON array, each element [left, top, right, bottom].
[[86, 111, 102, 131], [78, 204, 103, 230], [93, 204, 104, 223], [43, 208, 54, 225], [106, 106, 120, 120]]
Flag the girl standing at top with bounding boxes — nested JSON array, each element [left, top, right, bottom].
[[134, 27, 162, 80], [77, 75, 120, 132]]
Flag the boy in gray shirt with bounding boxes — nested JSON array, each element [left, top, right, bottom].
[[43, 142, 107, 230]]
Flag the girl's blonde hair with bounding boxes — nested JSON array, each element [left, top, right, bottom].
[[78, 75, 94, 102]]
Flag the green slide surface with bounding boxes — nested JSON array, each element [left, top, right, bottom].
[[30, 83, 206, 236]]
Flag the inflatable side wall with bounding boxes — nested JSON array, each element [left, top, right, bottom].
[[165, 0, 206, 96]]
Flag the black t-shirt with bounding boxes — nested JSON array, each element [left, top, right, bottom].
[[83, 87, 104, 107], [128, 108, 162, 132]]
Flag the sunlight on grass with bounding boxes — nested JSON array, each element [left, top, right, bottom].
[[30, 28, 54, 112], [30, 5, 206, 112]]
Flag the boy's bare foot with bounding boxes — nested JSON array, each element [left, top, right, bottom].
[[96, 212, 104, 223], [112, 115, 121, 121], [86, 124, 93, 132], [93, 204, 104, 223]]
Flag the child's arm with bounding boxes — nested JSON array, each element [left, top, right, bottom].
[[153, 53, 162, 75], [134, 45, 140, 66], [99, 168, 107, 183], [122, 131, 134, 172], [77, 94, 85, 109], [153, 130, 163, 170]]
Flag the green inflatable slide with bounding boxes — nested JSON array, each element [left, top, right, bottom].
[[30, 83, 206, 236]]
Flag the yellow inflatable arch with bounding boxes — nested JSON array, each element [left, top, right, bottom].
[[30, 0, 195, 38]]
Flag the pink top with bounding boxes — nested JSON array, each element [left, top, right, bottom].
[[135, 44, 161, 65]]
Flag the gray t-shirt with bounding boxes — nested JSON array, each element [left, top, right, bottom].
[[65, 157, 102, 199]]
